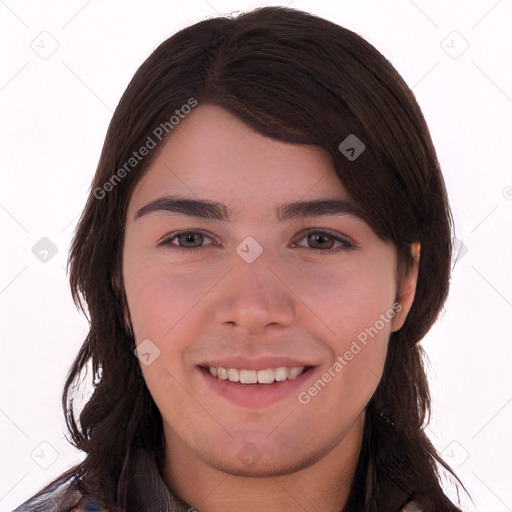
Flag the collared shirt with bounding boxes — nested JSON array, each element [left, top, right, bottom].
[[12, 447, 423, 512]]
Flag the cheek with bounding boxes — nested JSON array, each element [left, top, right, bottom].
[[289, 252, 397, 339], [123, 256, 218, 342], [123, 260, 215, 421], [333, 266, 395, 375], [297, 283, 393, 421], [293, 253, 396, 408]]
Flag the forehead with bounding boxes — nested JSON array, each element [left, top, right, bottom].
[[128, 104, 348, 218]]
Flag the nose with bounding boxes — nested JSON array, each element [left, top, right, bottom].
[[212, 251, 296, 333]]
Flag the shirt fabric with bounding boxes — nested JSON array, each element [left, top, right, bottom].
[[12, 447, 423, 512]]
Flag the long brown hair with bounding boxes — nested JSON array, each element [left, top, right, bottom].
[[25, 6, 465, 511]]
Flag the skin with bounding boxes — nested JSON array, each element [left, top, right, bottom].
[[122, 104, 420, 512]]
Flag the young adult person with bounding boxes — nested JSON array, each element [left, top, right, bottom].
[[13, 6, 465, 512]]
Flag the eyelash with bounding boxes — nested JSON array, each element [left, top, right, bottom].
[[158, 229, 356, 255]]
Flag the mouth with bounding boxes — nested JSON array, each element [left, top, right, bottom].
[[197, 364, 317, 409]]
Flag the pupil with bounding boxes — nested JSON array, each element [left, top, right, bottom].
[[311, 234, 332, 248], [182, 233, 201, 247]]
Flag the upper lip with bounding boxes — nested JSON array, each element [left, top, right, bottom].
[[199, 356, 318, 371]]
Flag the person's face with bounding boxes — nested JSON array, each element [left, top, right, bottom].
[[123, 104, 418, 476]]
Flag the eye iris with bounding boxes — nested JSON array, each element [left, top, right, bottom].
[[309, 233, 333, 249], [180, 233, 203, 247]]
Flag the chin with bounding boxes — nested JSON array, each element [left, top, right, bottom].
[[206, 453, 317, 478], [194, 436, 323, 478]]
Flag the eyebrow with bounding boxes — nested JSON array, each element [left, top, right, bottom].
[[134, 195, 369, 223]]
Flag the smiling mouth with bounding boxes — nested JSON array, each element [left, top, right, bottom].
[[199, 365, 313, 384]]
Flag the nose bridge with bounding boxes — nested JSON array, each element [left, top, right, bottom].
[[214, 240, 295, 330]]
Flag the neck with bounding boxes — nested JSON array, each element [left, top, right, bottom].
[[162, 413, 365, 512]]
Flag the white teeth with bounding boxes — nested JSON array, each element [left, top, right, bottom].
[[239, 369, 257, 384], [227, 368, 239, 382], [288, 367, 302, 379], [217, 367, 228, 380], [257, 368, 275, 384], [274, 367, 287, 382], [206, 366, 305, 384]]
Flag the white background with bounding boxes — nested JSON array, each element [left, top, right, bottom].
[[1, 1, 511, 511]]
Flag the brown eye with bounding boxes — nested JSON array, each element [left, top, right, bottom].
[[292, 230, 356, 254], [159, 231, 215, 253], [307, 232, 335, 249]]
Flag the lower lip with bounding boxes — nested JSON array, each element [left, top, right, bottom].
[[198, 367, 315, 409]]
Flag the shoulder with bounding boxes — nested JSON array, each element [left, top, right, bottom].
[[68, 495, 110, 511], [10, 478, 109, 512]]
